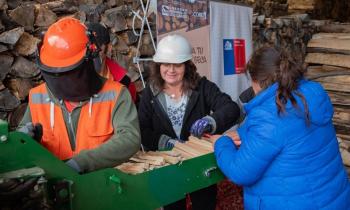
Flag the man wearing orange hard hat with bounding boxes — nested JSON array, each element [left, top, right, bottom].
[[18, 17, 140, 173]]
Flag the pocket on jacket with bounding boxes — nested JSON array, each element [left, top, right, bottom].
[[86, 124, 114, 148], [41, 128, 59, 156]]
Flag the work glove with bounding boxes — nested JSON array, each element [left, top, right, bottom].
[[17, 122, 43, 142], [158, 136, 184, 150], [65, 159, 82, 173], [190, 118, 213, 138]]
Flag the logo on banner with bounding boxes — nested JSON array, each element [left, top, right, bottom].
[[223, 39, 246, 75]]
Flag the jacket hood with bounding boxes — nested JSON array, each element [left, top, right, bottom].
[[245, 80, 333, 126], [292, 80, 333, 125]]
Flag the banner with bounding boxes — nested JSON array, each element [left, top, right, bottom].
[[210, 2, 252, 100], [156, 0, 211, 78]]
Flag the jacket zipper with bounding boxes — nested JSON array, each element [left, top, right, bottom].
[[68, 112, 77, 151]]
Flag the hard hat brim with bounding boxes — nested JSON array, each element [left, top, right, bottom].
[[153, 55, 192, 64], [40, 47, 87, 70], [37, 53, 85, 73]]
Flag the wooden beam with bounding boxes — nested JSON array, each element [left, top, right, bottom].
[[305, 53, 350, 69]]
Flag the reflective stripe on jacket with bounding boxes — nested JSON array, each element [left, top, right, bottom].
[[28, 80, 123, 160]]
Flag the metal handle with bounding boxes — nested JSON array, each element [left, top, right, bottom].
[[203, 167, 218, 177]]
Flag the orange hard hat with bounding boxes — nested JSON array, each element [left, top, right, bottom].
[[39, 17, 89, 70]]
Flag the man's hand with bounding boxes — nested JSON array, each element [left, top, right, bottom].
[[17, 123, 43, 142]]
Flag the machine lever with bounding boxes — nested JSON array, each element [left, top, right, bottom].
[[204, 167, 218, 177]]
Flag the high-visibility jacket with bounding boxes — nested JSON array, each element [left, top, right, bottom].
[[28, 80, 123, 160]]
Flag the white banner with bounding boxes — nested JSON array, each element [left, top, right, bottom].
[[209, 1, 253, 101]]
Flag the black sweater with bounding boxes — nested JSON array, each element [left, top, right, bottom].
[[138, 77, 241, 150]]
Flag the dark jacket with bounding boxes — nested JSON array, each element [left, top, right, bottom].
[[138, 77, 240, 150]]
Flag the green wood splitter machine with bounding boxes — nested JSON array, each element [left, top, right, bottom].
[[0, 120, 224, 209]]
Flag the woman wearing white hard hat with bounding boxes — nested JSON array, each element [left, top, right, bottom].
[[138, 34, 241, 209]]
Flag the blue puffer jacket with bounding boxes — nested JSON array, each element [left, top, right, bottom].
[[214, 80, 350, 210]]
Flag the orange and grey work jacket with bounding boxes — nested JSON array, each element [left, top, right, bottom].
[[29, 80, 125, 160]]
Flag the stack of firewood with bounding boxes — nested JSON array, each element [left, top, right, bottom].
[[115, 136, 213, 174], [0, 0, 156, 129], [252, 13, 322, 61], [305, 22, 350, 175]]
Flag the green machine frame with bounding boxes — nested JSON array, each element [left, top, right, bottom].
[[0, 120, 224, 210]]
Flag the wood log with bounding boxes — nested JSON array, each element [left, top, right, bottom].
[[288, 0, 315, 10], [0, 27, 24, 45], [14, 32, 40, 56], [305, 53, 350, 69], [0, 88, 20, 112], [0, 54, 14, 81], [320, 24, 350, 33], [9, 3, 35, 31], [307, 33, 350, 54], [10, 56, 40, 78], [328, 91, 350, 106], [35, 5, 57, 27], [333, 107, 350, 125]]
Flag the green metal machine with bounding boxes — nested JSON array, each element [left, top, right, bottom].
[[0, 120, 224, 210]]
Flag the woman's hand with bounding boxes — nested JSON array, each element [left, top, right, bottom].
[[225, 131, 241, 146], [209, 134, 222, 145]]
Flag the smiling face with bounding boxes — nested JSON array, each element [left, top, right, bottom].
[[160, 63, 185, 86]]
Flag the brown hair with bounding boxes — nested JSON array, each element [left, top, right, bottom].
[[247, 46, 309, 122], [150, 60, 200, 92]]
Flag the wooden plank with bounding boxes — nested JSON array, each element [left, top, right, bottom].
[[320, 24, 350, 33], [319, 82, 350, 93], [307, 33, 350, 53], [306, 65, 350, 79], [305, 53, 350, 69], [287, 0, 315, 10], [328, 91, 350, 106]]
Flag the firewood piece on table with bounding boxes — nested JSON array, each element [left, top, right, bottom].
[[116, 162, 147, 174], [129, 157, 164, 166], [146, 151, 181, 164], [174, 142, 202, 157], [188, 136, 213, 150], [172, 147, 193, 160], [185, 141, 212, 154], [136, 153, 165, 163]]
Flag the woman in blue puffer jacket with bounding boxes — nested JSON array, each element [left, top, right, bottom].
[[212, 46, 350, 210]]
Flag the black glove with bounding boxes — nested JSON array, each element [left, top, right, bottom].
[[18, 123, 43, 142]]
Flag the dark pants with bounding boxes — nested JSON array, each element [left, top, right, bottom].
[[164, 184, 217, 210]]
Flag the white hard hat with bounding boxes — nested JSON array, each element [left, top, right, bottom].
[[153, 34, 192, 64]]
